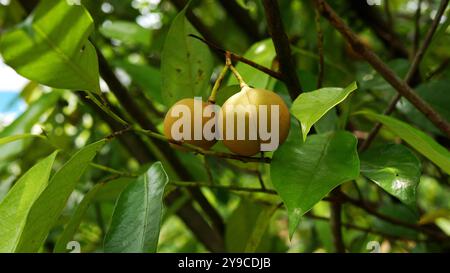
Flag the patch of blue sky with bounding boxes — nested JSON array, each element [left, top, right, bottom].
[[0, 58, 27, 126]]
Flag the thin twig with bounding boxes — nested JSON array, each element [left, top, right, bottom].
[[339, 192, 449, 241], [307, 214, 427, 243], [315, 8, 325, 89], [413, 0, 423, 57], [188, 34, 284, 81], [134, 128, 272, 164], [426, 57, 450, 80], [170, 181, 278, 195], [358, 0, 450, 151], [262, 0, 303, 99]]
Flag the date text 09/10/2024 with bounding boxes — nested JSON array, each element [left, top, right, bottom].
[[178, 257, 271, 271]]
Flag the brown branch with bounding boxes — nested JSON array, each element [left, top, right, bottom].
[[330, 188, 345, 253], [262, 0, 302, 99], [314, 0, 450, 139], [413, 0, 423, 57], [218, 0, 263, 42], [170, 181, 278, 195], [315, 9, 325, 89], [188, 34, 284, 81], [339, 192, 449, 241], [426, 57, 450, 80], [307, 214, 427, 243], [349, 0, 409, 58], [359, 0, 450, 151]]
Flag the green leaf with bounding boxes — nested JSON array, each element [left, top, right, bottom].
[[161, 4, 213, 105], [14, 140, 106, 252], [54, 183, 104, 253], [291, 82, 358, 141], [225, 200, 272, 253], [0, 134, 45, 146], [361, 144, 421, 208], [104, 162, 169, 253], [0, 0, 100, 93], [0, 151, 57, 253], [100, 20, 151, 47], [271, 127, 359, 237], [0, 92, 60, 161], [244, 204, 278, 253], [227, 39, 276, 89], [360, 112, 450, 175]]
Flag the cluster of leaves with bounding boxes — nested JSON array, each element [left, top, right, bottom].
[[0, 0, 449, 253]]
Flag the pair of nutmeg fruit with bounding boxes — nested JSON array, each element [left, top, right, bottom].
[[163, 85, 291, 156]]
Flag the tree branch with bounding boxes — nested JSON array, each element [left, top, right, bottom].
[[189, 34, 284, 81], [359, 0, 450, 151], [330, 188, 345, 252], [262, 0, 302, 99], [314, 0, 450, 139], [348, 0, 409, 58]]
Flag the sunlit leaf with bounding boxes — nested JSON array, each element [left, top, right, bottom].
[[14, 140, 106, 252], [291, 82, 357, 141], [0, 0, 100, 93], [0, 151, 57, 253]]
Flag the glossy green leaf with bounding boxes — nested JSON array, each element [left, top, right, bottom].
[[161, 4, 213, 105], [54, 183, 104, 253], [361, 144, 421, 208], [291, 82, 358, 141], [100, 20, 151, 47], [228, 39, 275, 89], [104, 162, 169, 253], [14, 140, 106, 252], [0, 151, 57, 253], [0, 0, 100, 93], [271, 127, 359, 237], [361, 112, 450, 174]]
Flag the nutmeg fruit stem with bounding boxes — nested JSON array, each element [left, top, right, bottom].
[[208, 64, 229, 104], [229, 64, 248, 89]]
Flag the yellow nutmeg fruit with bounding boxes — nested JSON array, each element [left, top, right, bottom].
[[163, 98, 217, 150], [219, 86, 290, 156]]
